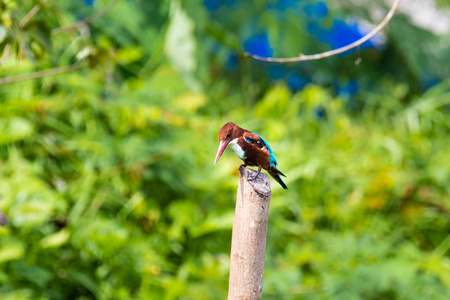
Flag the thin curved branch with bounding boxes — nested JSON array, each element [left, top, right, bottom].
[[246, 0, 401, 63], [0, 60, 84, 85], [0, 44, 11, 66], [52, 0, 119, 35], [19, 0, 48, 28]]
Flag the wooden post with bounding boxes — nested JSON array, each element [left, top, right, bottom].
[[228, 165, 272, 300]]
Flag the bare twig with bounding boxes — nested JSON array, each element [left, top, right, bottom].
[[19, 0, 48, 28], [0, 212, 7, 227], [0, 60, 84, 85], [0, 44, 11, 66], [52, 0, 119, 35], [246, 0, 401, 63]]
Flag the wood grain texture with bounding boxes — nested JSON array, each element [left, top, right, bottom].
[[228, 166, 272, 300]]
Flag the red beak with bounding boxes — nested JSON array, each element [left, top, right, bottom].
[[214, 140, 230, 165]]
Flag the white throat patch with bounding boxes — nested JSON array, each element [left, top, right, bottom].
[[229, 138, 246, 160]]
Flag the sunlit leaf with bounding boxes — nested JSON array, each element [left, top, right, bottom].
[[0, 241, 24, 263], [40, 229, 70, 248]]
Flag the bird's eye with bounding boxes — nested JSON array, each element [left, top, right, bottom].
[[226, 133, 231, 138]]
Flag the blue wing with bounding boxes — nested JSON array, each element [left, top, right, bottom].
[[253, 133, 278, 167]]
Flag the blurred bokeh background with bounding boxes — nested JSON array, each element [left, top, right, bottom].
[[0, 0, 449, 299]]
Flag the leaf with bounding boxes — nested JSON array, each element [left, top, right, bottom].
[[0, 25, 7, 44], [0, 289, 34, 300], [0, 241, 24, 263], [191, 211, 234, 237], [255, 84, 291, 118], [174, 92, 207, 112], [25, 20, 52, 52], [40, 229, 70, 248], [69, 271, 100, 297], [164, 0, 199, 89], [116, 46, 144, 64], [14, 261, 53, 288], [0, 118, 34, 144]]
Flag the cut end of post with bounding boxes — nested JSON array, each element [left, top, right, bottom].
[[239, 166, 272, 196]]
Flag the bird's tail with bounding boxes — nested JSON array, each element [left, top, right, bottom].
[[269, 166, 287, 190]]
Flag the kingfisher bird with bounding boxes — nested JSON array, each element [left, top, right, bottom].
[[214, 122, 287, 189]]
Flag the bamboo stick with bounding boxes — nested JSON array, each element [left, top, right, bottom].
[[228, 165, 272, 300]]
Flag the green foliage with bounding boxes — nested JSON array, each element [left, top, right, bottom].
[[0, 1, 449, 299]]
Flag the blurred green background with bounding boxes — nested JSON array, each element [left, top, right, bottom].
[[1, 0, 450, 299]]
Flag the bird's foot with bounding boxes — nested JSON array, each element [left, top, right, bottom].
[[248, 167, 261, 181], [248, 174, 257, 181], [239, 165, 261, 181]]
